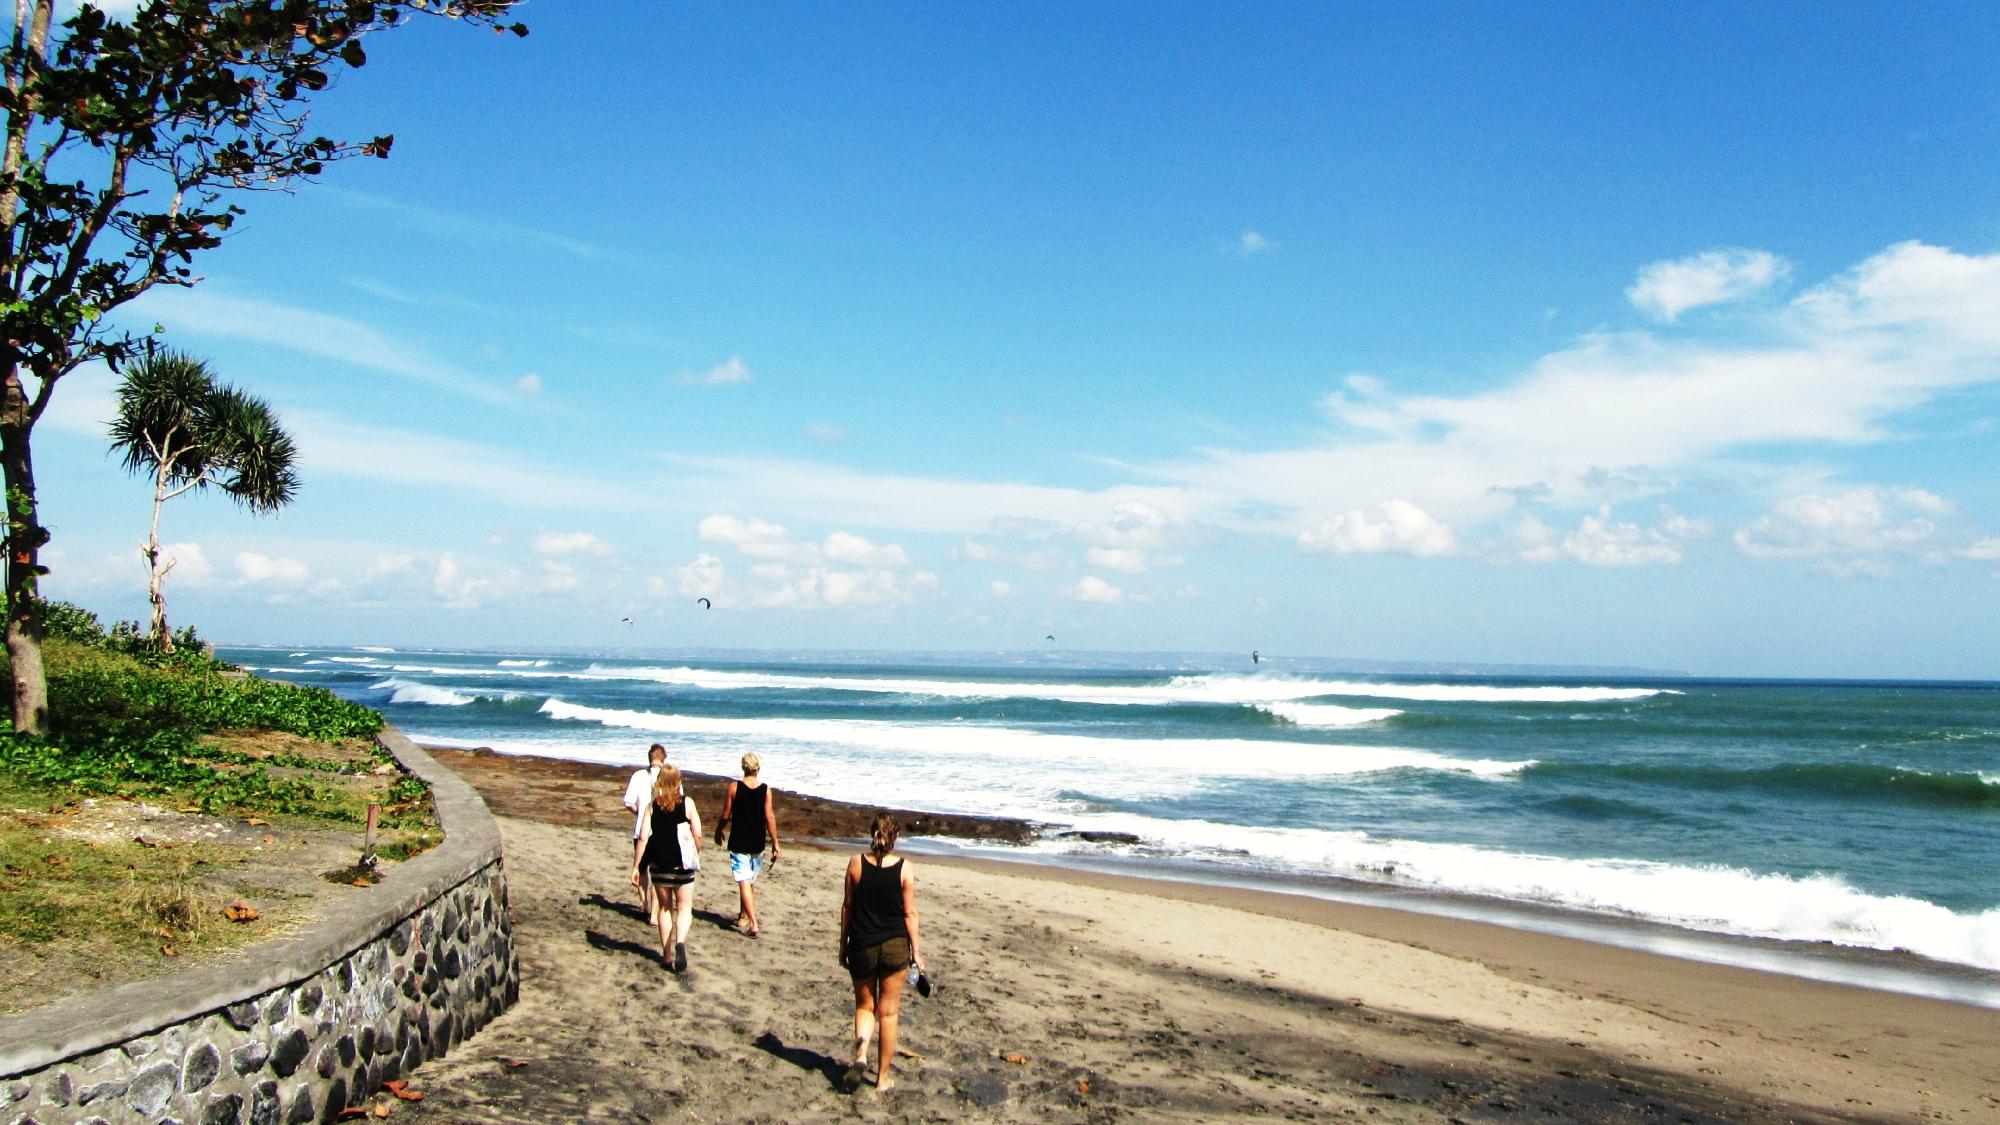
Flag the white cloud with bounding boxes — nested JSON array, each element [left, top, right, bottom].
[[699, 515, 809, 560], [1070, 576, 1126, 603], [159, 542, 215, 586], [989, 580, 1012, 597], [822, 531, 909, 568], [1298, 500, 1455, 557], [1157, 242, 2000, 553], [954, 539, 997, 562], [1959, 537, 2000, 561], [283, 411, 659, 512], [514, 373, 542, 395], [1735, 487, 1946, 566], [540, 561, 580, 591], [676, 356, 752, 386], [134, 288, 517, 405], [433, 553, 487, 607], [1237, 230, 1276, 255], [806, 423, 847, 443], [533, 531, 614, 557], [1628, 249, 1789, 323], [234, 552, 309, 585], [1085, 546, 1149, 574], [1556, 509, 1684, 566], [669, 553, 726, 599]]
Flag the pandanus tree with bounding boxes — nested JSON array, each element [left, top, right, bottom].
[[0, 1, 526, 731], [109, 349, 297, 652]]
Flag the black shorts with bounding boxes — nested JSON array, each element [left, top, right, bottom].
[[847, 935, 911, 977], [648, 865, 696, 887]]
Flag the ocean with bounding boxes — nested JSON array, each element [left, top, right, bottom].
[[221, 645, 2000, 1000]]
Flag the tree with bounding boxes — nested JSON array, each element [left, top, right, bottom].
[[109, 349, 296, 651], [1, 1, 525, 731]]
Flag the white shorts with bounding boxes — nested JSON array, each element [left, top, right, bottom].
[[729, 852, 764, 884]]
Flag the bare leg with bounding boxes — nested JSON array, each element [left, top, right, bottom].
[[874, 967, 907, 1091], [672, 884, 693, 970], [841, 973, 876, 1092], [852, 975, 878, 1066], [741, 878, 759, 934], [651, 881, 672, 965]]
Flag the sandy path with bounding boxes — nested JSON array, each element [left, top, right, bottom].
[[384, 813, 1997, 1122]]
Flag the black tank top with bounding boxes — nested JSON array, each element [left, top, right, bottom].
[[643, 800, 690, 870], [847, 856, 907, 948], [726, 781, 769, 853]]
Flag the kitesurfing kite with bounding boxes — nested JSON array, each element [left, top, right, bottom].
[[697, 597, 713, 609], [621, 617, 634, 626], [1252, 650, 1260, 664]]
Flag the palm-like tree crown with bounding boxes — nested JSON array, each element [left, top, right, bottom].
[[108, 350, 300, 510]]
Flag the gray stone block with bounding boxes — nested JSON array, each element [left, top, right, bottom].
[[42, 1070, 71, 1107], [231, 1039, 269, 1077], [74, 1076, 128, 1106], [248, 1080, 280, 1125], [223, 1003, 260, 1033], [128, 1061, 178, 1116], [283, 1083, 314, 1125], [182, 1044, 220, 1093], [268, 1029, 309, 1081], [200, 1091, 243, 1125]]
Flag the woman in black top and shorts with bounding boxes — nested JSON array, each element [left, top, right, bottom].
[[839, 811, 923, 1093], [629, 765, 701, 973]]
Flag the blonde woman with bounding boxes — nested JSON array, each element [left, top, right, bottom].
[[630, 765, 701, 972], [838, 811, 923, 1093], [714, 750, 782, 937]]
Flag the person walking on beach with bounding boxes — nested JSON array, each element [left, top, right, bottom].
[[839, 811, 924, 1093], [631, 765, 701, 973], [621, 744, 668, 921], [714, 751, 783, 937]]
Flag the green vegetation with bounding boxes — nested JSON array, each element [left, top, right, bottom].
[[1, 600, 391, 820], [0, 601, 440, 1008]]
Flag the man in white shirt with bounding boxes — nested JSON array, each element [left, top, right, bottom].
[[622, 744, 668, 921]]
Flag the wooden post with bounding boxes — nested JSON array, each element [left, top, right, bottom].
[[363, 803, 379, 867]]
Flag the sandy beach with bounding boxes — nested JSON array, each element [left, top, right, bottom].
[[370, 749, 2000, 1122]]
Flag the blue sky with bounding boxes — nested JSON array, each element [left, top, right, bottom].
[[28, 2, 2000, 677]]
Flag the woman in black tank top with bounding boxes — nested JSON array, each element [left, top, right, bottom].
[[627, 765, 701, 973], [838, 811, 925, 1093]]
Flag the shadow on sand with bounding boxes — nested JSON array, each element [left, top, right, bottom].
[[583, 927, 660, 966], [578, 893, 649, 923], [752, 1031, 849, 1090]]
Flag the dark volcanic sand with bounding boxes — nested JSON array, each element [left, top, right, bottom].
[[372, 747, 1997, 1123]]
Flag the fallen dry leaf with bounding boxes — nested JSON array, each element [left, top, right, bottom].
[[1001, 1052, 1028, 1066], [222, 902, 260, 923], [495, 1057, 529, 1069], [261, 834, 276, 844], [351, 877, 374, 888], [160, 945, 179, 957], [372, 763, 397, 775], [383, 1080, 423, 1102], [1079, 1079, 1090, 1096], [334, 1109, 367, 1121], [372, 1103, 391, 1118]]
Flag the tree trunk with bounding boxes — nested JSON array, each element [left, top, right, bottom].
[[1, 360, 48, 733], [145, 461, 172, 653]]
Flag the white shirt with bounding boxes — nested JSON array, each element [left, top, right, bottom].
[[623, 766, 660, 839]]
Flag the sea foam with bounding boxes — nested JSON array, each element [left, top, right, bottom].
[[535, 698, 1530, 781], [1039, 813, 2000, 971]]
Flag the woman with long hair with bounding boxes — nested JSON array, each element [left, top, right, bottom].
[[838, 811, 923, 1093], [630, 764, 701, 972]]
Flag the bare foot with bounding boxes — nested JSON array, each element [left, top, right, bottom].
[[873, 1076, 896, 1094]]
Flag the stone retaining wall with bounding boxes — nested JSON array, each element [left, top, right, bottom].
[[0, 728, 517, 1125]]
